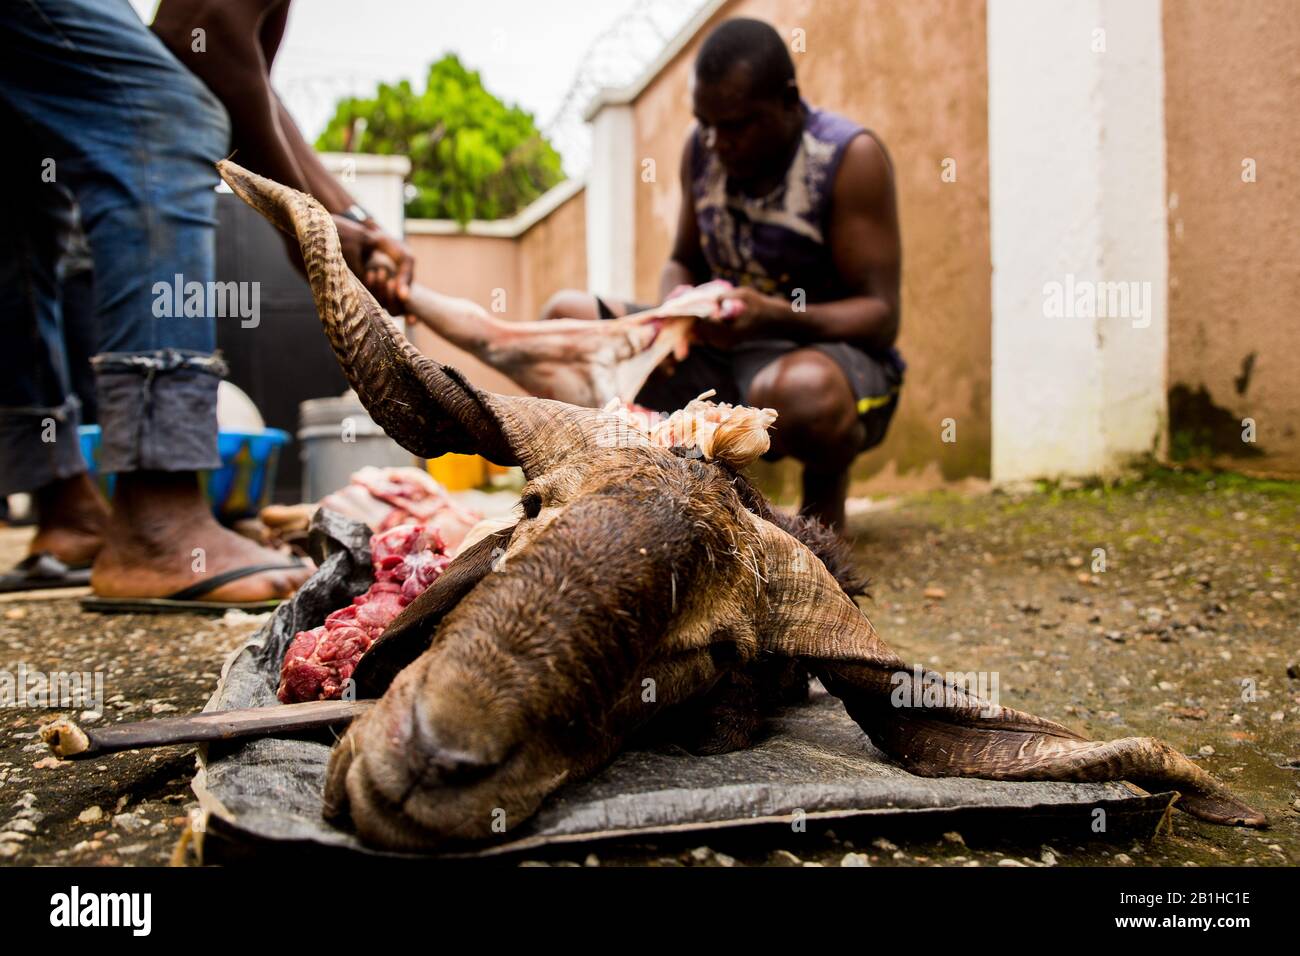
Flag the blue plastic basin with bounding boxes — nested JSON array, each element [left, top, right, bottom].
[[78, 425, 290, 520]]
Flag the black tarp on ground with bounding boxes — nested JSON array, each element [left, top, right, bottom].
[[193, 511, 1174, 861]]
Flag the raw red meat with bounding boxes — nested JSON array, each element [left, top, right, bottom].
[[318, 466, 481, 551], [277, 522, 452, 703]]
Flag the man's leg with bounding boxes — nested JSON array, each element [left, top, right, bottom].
[[60, 212, 98, 423], [745, 349, 865, 531], [540, 290, 601, 322], [0, 0, 308, 601], [27, 474, 109, 567], [539, 291, 654, 322], [0, 144, 109, 567]]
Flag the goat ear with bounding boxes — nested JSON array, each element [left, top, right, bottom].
[[218, 160, 646, 477], [750, 516, 1266, 828], [351, 525, 514, 696]]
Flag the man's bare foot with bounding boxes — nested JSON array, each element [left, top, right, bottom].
[[27, 473, 110, 567], [91, 471, 311, 602]]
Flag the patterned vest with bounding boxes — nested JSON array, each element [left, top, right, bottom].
[[691, 103, 867, 305]]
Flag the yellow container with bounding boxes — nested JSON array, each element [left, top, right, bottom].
[[426, 453, 486, 491]]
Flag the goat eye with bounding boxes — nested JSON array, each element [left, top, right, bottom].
[[521, 492, 542, 519]]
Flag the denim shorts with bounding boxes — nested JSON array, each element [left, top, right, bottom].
[[0, 0, 232, 494]]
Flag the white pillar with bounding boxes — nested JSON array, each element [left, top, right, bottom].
[[988, 0, 1167, 483], [584, 103, 637, 300], [320, 153, 411, 344], [319, 152, 412, 238]]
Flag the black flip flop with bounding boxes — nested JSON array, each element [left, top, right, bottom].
[[0, 552, 92, 594], [79, 560, 306, 614]]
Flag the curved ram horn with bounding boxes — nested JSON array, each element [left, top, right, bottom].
[[216, 161, 647, 476], [749, 515, 1267, 829]]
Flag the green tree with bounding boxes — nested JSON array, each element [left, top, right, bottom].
[[316, 55, 564, 224]]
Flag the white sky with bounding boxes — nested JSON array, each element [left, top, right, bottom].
[[129, 0, 653, 165]]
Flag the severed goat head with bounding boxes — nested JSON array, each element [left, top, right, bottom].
[[218, 161, 1266, 851]]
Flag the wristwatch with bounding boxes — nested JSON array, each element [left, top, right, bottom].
[[337, 203, 373, 225]]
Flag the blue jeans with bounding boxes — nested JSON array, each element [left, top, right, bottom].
[[0, 0, 231, 497]]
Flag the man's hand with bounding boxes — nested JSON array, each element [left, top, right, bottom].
[[365, 230, 414, 314], [693, 286, 785, 349], [662, 283, 695, 304], [333, 215, 414, 314]]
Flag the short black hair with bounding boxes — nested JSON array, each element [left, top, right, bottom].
[[695, 18, 796, 101]]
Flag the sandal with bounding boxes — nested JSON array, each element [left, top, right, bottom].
[[79, 560, 307, 614]]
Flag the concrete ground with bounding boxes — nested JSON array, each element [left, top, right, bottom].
[[0, 467, 1295, 867]]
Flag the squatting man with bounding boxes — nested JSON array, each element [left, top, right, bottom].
[[543, 18, 905, 530]]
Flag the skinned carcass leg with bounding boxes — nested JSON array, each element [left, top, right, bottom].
[[400, 281, 732, 408]]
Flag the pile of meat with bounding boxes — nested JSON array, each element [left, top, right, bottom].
[[258, 467, 481, 554], [318, 466, 481, 547], [277, 522, 452, 703]]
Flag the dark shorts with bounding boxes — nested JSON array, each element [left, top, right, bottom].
[[597, 296, 903, 454]]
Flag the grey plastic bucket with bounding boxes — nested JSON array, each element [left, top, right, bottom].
[[297, 393, 415, 501]]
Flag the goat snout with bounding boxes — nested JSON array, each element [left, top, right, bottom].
[[407, 697, 500, 786]]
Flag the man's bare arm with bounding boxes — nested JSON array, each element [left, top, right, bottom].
[[274, 100, 352, 211], [659, 134, 710, 301], [152, 0, 413, 309], [153, 0, 309, 194]]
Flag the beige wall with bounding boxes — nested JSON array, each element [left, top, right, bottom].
[[398, 3, 1300, 486], [405, 189, 587, 397], [630, 0, 993, 490], [406, 231, 524, 395], [517, 190, 587, 321], [1163, 0, 1300, 476]]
